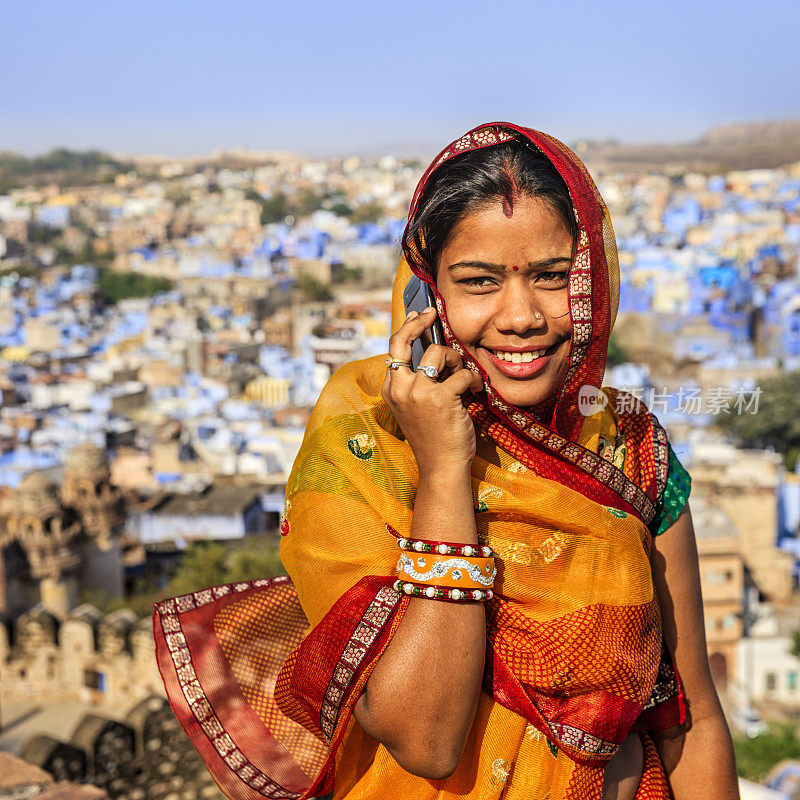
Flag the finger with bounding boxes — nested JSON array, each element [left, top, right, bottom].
[[381, 361, 414, 405], [441, 366, 483, 397], [387, 308, 438, 360], [417, 344, 463, 376]]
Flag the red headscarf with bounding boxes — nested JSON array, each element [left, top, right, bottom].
[[400, 122, 668, 526]]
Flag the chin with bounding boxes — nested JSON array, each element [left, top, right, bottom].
[[494, 383, 557, 408], [476, 355, 567, 410]]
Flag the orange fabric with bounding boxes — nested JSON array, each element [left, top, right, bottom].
[[153, 123, 680, 800], [333, 701, 669, 799]]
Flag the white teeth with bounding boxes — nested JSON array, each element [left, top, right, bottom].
[[493, 349, 546, 362]]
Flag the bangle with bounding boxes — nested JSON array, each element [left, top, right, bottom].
[[396, 552, 496, 589], [392, 579, 493, 602], [387, 524, 493, 558]]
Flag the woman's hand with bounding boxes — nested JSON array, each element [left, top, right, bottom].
[[381, 308, 483, 476]]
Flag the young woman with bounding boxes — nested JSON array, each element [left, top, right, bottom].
[[154, 123, 740, 800]]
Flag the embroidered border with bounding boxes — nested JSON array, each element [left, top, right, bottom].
[[651, 415, 670, 501], [318, 585, 402, 742], [155, 577, 302, 800], [560, 225, 593, 393], [547, 721, 618, 757], [433, 125, 514, 168], [469, 400, 657, 524], [642, 643, 678, 711]]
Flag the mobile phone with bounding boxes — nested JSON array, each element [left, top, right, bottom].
[[403, 275, 445, 370]]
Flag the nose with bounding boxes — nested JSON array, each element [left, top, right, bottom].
[[493, 284, 546, 335]]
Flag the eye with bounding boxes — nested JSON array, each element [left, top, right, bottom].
[[537, 270, 570, 285], [458, 276, 497, 288]]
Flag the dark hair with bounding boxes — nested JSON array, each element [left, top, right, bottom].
[[405, 139, 577, 275]]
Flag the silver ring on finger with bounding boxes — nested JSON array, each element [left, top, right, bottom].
[[386, 357, 412, 371], [416, 364, 440, 381]]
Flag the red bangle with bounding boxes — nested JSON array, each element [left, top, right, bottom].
[[386, 524, 493, 558], [392, 579, 493, 602]]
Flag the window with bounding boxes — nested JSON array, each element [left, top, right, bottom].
[[84, 669, 105, 691], [766, 672, 777, 692], [789, 671, 798, 692], [722, 614, 735, 630]]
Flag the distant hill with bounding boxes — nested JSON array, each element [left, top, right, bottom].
[[578, 120, 800, 172], [0, 148, 133, 191], [3, 121, 800, 188]]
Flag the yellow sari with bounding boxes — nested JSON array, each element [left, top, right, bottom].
[[154, 123, 683, 800]]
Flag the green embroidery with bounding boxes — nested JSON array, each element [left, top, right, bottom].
[[346, 434, 376, 460], [473, 486, 501, 513], [472, 491, 488, 512], [606, 507, 628, 519], [650, 445, 691, 537]]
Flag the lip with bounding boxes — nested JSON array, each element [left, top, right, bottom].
[[480, 341, 561, 379], [482, 343, 557, 354]]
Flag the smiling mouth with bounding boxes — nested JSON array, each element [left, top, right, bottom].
[[483, 341, 561, 363]]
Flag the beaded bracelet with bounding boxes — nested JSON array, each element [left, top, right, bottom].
[[396, 537, 493, 559], [386, 524, 494, 558], [393, 579, 494, 602]]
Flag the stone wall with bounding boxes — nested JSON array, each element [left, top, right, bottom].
[[0, 605, 162, 709]]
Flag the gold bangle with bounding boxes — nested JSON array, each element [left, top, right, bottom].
[[396, 552, 496, 590]]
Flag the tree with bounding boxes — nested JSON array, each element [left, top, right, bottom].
[[28, 224, 63, 245], [166, 541, 229, 597], [227, 540, 285, 582], [329, 201, 353, 217], [164, 539, 285, 597], [0, 148, 131, 188], [790, 628, 800, 659], [296, 274, 333, 302], [733, 723, 800, 781], [331, 264, 363, 285], [714, 370, 800, 469], [165, 184, 191, 206], [606, 334, 630, 367], [350, 201, 384, 224], [293, 189, 325, 216], [258, 192, 290, 225], [96, 267, 172, 304]]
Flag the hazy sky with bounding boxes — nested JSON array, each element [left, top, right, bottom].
[[2, 0, 798, 158]]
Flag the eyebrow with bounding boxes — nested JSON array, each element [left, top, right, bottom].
[[447, 257, 572, 273]]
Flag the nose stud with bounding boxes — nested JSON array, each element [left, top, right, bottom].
[[534, 312, 543, 320]]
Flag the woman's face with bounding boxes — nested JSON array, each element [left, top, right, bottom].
[[435, 195, 574, 409]]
